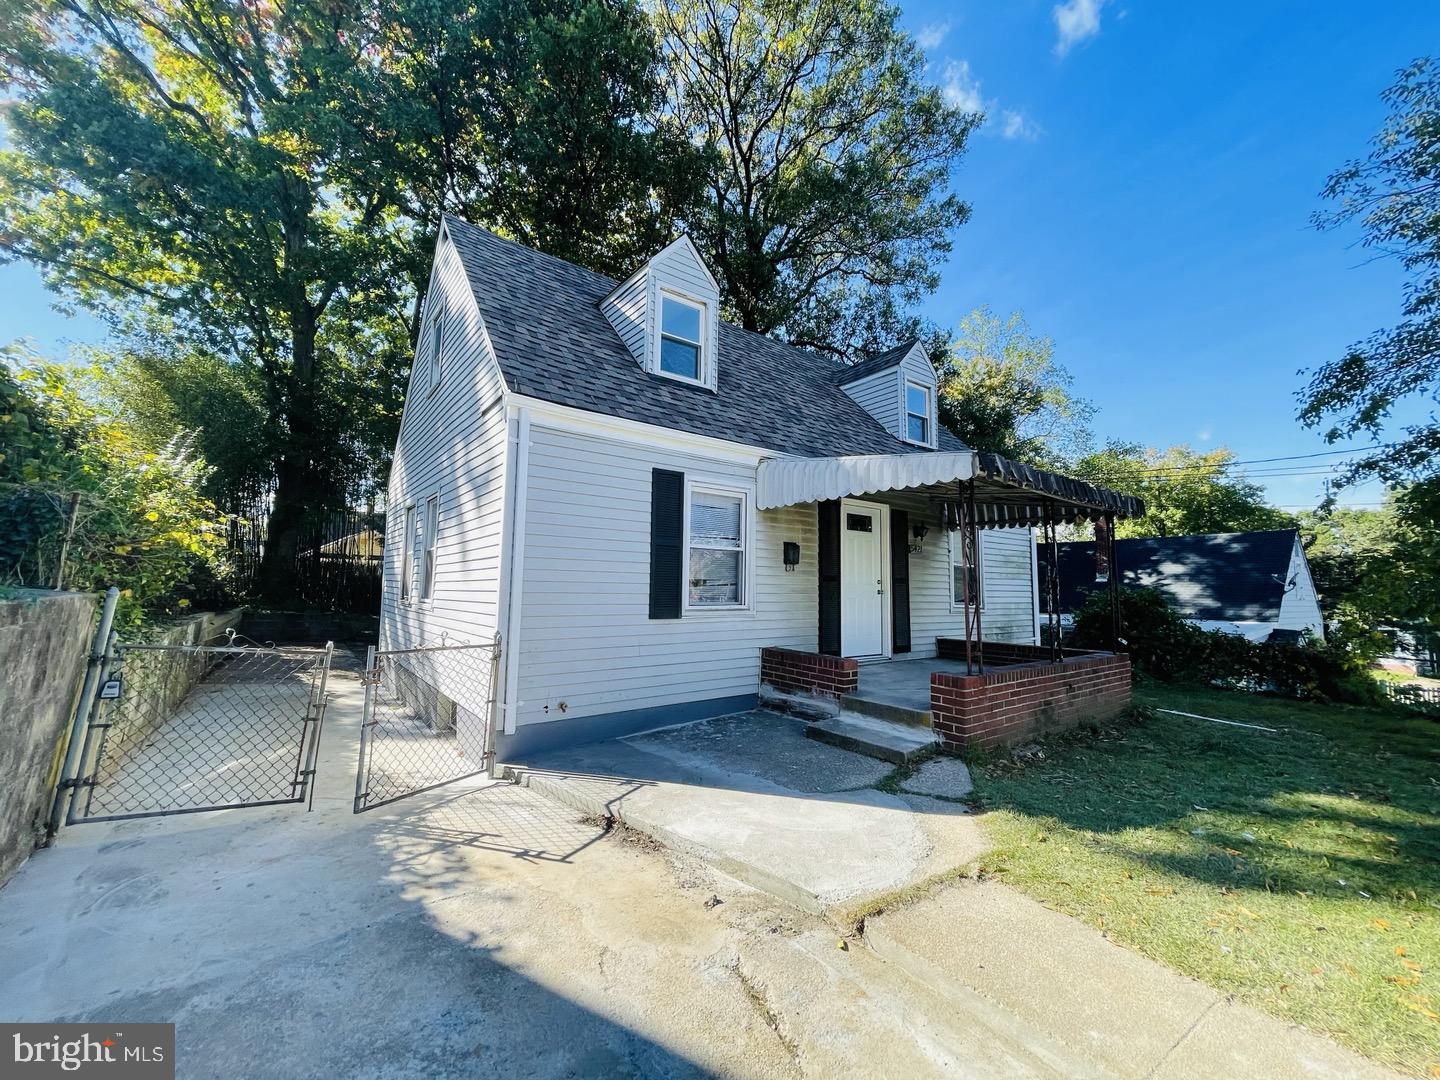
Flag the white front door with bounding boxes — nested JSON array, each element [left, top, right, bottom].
[[840, 499, 888, 658]]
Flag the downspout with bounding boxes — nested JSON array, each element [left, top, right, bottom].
[[498, 406, 531, 739]]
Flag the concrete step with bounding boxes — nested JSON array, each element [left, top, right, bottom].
[[839, 692, 932, 729], [805, 712, 939, 765]]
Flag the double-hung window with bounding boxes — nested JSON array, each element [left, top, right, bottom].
[[427, 306, 444, 392], [687, 486, 746, 608], [420, 495, 439, 601], [905, 381, 931, 444], [660, 294, 705, 382], [950, 529, 982, 608], [400, 504, 416, 602]]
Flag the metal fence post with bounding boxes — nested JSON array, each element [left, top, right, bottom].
[[354, 645, 377, 814], [302, 642, 335, 811], [46, 586, 119, 841]]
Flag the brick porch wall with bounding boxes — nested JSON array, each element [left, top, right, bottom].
[[936, 638, 1099, 665], [931, 653, 1132, 751], [760, 647, 859, 700]]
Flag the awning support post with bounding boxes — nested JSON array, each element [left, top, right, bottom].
[[1043, 500, 1061, 663], [955, 482, 974, 674], [967, 479, 984, 675], [1105, 511, 1120, 653]]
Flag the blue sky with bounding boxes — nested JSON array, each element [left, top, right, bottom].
[[2, 1, 1435, 511]]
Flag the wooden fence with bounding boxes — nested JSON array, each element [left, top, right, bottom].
[[227, 506, 384, 615], [1379, 680, 1440, 716]]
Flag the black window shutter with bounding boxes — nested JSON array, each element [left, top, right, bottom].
[[649, 469, 684, 619], [890, 509, 912, 654], [818, 500, 841, 655]]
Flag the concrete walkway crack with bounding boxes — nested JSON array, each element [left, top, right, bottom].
[[1142, 997, 1221, 1079]]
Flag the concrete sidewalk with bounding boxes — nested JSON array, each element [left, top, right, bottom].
[[0, 672, 1104, 1079], [508, 710, 988, 913], [863, 880, 1402, 1080]]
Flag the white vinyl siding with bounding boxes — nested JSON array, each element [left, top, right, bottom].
[[840, 368, 901, 435], [1276, 537, 1325, 638], [427, 307, 444, 392], [601, 269, 648, 367], [515, 425, 813, 727], [381, 229, 509, 650]]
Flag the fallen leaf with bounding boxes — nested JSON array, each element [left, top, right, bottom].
[[1397, 947, 1408, 957], [1374, 918, 1392, 932], [1402, 959, 1423, 972]]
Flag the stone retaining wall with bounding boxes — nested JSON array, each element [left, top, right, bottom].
[[0, 591, 96, 886]]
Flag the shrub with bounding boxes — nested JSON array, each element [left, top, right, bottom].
[[1070, 587, 1384, 706], [1, 355, 229, 626]]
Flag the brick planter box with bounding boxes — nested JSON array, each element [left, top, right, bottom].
[[760, 647, 858, 701], [931, 652, 1131, 751]]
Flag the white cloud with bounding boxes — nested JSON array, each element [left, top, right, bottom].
[[915, 21, 951, 51], [940, 61, 1041, 141], [1053, 0, 1106, 57], [999, 109, 1042, 142], [1197, 424, 1214, 443], [940, 59, 985, 114]]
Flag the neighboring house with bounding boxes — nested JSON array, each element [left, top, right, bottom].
[[383, 216, 1141, 759], [1041, 529, 1324, 642]]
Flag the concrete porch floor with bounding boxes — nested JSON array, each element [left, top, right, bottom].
[[853, 656, 981, 712]]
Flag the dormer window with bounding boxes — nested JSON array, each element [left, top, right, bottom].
[[660, 293, 705, 382], [905, 381, 931, 444]]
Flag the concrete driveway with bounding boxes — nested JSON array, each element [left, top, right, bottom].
[[0, 663, 1105, 1079]]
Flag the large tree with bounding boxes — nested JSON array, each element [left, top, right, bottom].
[[1301, 57, 1440, 488], [657, 0, 977, 356], [0, 0, 689, 596], [934, 307, 1095, 467], [1074, 443, 1297, 540]]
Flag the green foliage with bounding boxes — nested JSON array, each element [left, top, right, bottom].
[[1, 353, 227, 626], [1074, 442, 1296, 539], [934, 307, 1095, 466], [1070, 587, 1382, 706], [1299, 490, 1440, 659], [1302, 57, 1440, 485], [658, 0, 977, 355]]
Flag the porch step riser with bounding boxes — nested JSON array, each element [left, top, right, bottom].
[[839, 694, 933, 730], [806, 717, 939, 766]]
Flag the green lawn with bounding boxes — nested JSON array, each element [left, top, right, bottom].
[[971, 681, 1440, 1076]]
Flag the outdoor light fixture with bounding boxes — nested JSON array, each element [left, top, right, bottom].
[[909, 520, 929, 555]]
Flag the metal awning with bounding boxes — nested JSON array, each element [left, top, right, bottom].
[[756, 450, 1143, 527]]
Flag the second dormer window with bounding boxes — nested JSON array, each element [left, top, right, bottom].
[[905, 381, 931, 444], [660, 294, 704, 381]]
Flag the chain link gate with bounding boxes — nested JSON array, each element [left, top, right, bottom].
[[63, 637, 333, 823], [354, 640, 501, 812]]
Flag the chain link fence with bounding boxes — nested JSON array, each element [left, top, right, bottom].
[[355, 640, 501, 812], [70, 642, 331, 822]]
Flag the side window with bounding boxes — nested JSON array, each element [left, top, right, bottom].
[[427, 306, 444, 392], [400, 504, 416, 602], [950, 529, 982, 608], [421, 495, 439, 600]]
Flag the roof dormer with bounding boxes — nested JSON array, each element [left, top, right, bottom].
[[602, 235, 721, 393], [838, 339, 939, 449]]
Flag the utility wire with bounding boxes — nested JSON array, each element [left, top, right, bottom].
[[1071, 442, 1397, 481]]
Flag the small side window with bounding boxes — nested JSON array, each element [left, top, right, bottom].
[[400, 504, 416, 602], [420, 495, 439, 600], [428, 307, 444, 392]]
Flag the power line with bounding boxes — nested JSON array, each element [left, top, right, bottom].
[[1072, 442, 1397, 481]]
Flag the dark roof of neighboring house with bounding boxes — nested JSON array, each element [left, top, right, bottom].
[[444, 216, 962, 459], [836, 339, 920, 386], [1040, 529, 1302, 623]]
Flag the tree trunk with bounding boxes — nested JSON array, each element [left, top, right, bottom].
[[256, 304, 333, 601]]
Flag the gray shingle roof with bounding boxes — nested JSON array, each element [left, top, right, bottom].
[[443, 215, 961, 458], [836, 339, 919, 386], [1041, 529, 1302, 622]]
